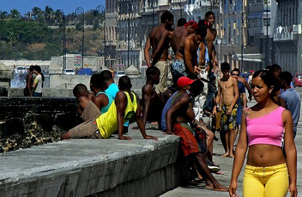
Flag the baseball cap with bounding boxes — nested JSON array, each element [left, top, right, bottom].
[[177, 77, 196, 88]]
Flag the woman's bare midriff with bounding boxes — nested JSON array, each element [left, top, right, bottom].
[[247, 145, 286, 167]]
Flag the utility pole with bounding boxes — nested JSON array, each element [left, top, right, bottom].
[[58, 9, 66, 72], [152, 0, 155, 27], [265, 1, 269, 67], [75, 7, 85, 69], [241, 1, 244, 71], [127, 1, 131, 68], [178, 0, 182, 18]]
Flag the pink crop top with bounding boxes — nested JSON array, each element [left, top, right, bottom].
[[246, 107, 285, 147]]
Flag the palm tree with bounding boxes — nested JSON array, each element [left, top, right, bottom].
[[0, 10, 8, 19], [25, 11, 32, 19], [10, 9, 20, 19], [45, 6, 54, 25], [32, 7, 42, 20]]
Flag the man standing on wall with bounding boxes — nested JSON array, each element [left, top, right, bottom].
[[144, 11, 174, 95]]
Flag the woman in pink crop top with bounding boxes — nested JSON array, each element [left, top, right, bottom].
[[229, 70, 297, 197]]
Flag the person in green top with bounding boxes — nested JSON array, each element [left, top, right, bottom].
[[61, 76, 158, 141]]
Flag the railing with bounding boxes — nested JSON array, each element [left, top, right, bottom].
[[273, 24, 301, 41]]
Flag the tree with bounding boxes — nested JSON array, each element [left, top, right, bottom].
[[45, 6, 54, 25], [10, 9, 20, 19], [25, 11, 32, 19], [0, 11, 8, 19], [32, 7, 42, 20]]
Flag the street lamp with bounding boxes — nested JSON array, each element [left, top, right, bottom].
[[75, 7, 85, 69], [95, 5, 105, 43], [57, 9, 66, 72], [179, 0, 182, 18], [151, 0, 155, 27]]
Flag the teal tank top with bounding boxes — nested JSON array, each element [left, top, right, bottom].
[[96, 91, 114, 114]]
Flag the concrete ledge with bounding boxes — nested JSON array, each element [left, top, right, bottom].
[[0, 132, 181, 197]]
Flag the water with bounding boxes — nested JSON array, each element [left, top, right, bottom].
[[10, 70, 50, 88], [11, 71, 27, 88]]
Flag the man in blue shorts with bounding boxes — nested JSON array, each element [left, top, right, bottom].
[[231, 68, 247, 139]]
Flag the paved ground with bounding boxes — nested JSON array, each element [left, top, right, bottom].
[[161, 96, 302, 197]]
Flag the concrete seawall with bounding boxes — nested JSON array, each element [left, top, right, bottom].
[[0, 132, 181, 197]]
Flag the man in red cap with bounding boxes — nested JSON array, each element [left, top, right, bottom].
[[161, 77, 227, 191]]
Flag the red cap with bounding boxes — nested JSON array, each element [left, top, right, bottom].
[[185, 21, 198, 30], [177, 77, 196, 88]]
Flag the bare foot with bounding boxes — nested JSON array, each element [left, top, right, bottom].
[[151, 121, 158, 125], [229, 154, 235, 158], [205, 182, 214, 190], [212, 184, 228, 192], [220, 152, 229, 157]]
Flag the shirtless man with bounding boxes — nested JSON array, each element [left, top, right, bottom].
[[238, 75, 252, 101], [205, 11, 218, 70], [144, 11, 174, 94], [141, 67, 163, 128], [162, 77, 227, 191], [213, 62, 239, 158], [171, 20, 199, 79], [24, 65, 34, 96], [72, 83, 95, 117], [202, 12, 218, 114], [170, 17, 186, 54]]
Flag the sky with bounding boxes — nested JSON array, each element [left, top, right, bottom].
[[0, 0, 106, 15]]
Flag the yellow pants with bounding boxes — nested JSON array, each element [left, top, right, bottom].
[[243, 163, 289, 197]]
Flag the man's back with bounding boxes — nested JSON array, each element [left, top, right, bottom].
[[150, 25, 170, 63], [171, 26, 187, 58], [279, 88, 301, 131]]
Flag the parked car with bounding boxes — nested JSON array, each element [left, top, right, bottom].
[[78, 68, 92, 75], [292, 73, 302, 87], [115, 71, 125, 78], [64, 69, 75, 75]]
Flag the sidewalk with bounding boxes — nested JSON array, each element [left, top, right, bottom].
[[161, 101, 302, 197]]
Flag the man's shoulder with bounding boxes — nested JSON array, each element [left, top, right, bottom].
[[142, 84, 153, 93]]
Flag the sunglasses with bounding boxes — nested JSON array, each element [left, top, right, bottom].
[[231, 73, 239, 76]]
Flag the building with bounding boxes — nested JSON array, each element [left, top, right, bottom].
[[116, 0, 143, 71], [273, 0, 302, 73], [105, 0, 118, 69]]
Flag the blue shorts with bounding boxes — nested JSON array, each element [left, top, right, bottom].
[[171, 59, 187, 77]]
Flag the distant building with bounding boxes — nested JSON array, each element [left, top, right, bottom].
[[105, 0, 118, 68], [273, 0, 302, 73]]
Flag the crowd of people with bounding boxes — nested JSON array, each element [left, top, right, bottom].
[[57, 10, 299, 196]]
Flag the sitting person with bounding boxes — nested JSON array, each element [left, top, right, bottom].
[[101, 70, 129, 133], [73, 83, 95, 116], [61, 76, 158, 141], [101, 70, 119, 99], [141, 67, 164, 128], [162, 76, 227, 191], [90, 73, 113, 114]]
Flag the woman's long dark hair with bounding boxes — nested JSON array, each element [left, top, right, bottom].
[[33, 65, 45, 87], [252, 70, 280, 93]]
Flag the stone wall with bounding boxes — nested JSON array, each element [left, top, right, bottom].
[[0, 136, 181, 197]]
